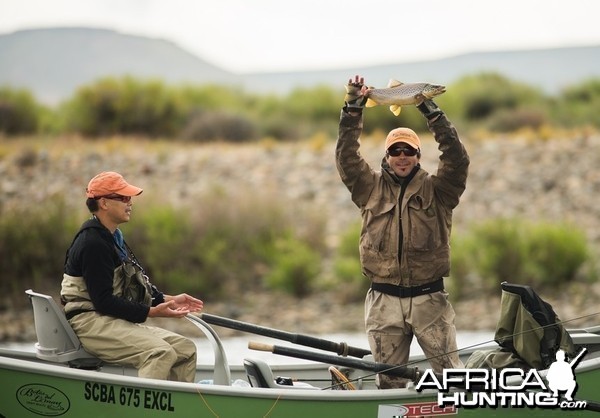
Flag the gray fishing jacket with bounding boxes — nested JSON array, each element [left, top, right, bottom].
[[335, 109, 469, 287]]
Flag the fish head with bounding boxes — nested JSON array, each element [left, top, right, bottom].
[[421, 84, 446, 99]]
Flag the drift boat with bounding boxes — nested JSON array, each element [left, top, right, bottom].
[[1, 285, 600, 418]]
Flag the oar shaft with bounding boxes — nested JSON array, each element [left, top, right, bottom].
[[249, 341, 418, 380], [200, 313, 293, 340], [199, 313, 371, 358]]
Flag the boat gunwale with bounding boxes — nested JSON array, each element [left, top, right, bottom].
[[0, 353, 437, 401], [2, 348, 600, 402]]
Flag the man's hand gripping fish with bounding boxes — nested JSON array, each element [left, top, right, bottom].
[[346, 79, 446, 116]]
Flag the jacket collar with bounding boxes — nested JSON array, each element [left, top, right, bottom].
[[79, 216, 112, 237]]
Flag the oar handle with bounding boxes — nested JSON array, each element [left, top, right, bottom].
[[199, 313, 371, 358], [248, 341, 273, 352], [248, 341, 418, 380]]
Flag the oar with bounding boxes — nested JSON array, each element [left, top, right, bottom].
[[197, 313, 371, 358], [249, 341, 422, 380]]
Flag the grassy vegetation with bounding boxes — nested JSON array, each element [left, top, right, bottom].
[[2, 72, 600, 139], [1, 183, 595, 310], [331, 221, 370, 303], [0, 185, 331, 308], [449, 219, 595, 298], [0, 195, 81, 298]]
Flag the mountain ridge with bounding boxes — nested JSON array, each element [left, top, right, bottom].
[[1, 27, 599, 105]]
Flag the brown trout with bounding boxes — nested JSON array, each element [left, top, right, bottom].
[[363, 79, 446, 116]]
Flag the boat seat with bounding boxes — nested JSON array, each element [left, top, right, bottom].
[[243, 358, 318, 390], [25, 289, 103, 369]]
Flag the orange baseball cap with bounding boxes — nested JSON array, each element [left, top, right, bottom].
[[384, 127, 421, 151], [86, 171, 143, 198]]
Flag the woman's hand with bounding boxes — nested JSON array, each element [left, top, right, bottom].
[[166, 293, 204, 313], [148, 294, 203, 318]]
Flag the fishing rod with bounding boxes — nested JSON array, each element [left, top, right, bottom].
[[418, 311, 600, 370]]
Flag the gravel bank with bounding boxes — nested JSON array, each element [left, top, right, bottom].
[[2, 130, 600, 342]]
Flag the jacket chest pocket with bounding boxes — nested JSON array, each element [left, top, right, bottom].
[[362, 200, 397, 253], [407, 189, 440, 251], [113, 262, 152, 306]]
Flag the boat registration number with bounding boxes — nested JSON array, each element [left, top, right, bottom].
[[84, 382, 175, 411]]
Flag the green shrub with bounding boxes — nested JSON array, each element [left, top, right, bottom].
[[123, 205, 209, 295], [486, 107, 548, 133], [181, 110, 257, 142], [264, 234, 322, 297], [331, 221, 369, 302], [63, 76, 184, 137], [552, 78, 600, 129], [124, 201, 258, 297], [178, 84, 250, 111], [468, 219, 526, 290], [561, 78, 600, 103], [448, 234, 478, 299], [122, 191, 327, 299], [254, 85, 340, 140], [452, 218, 592, 292], [447, 73, 547, 129], [285, 85, 340, 123], [0, 195, 81, 301], [259, 111, 302, 141], [0, 87, 40, 135], [524, 222, 589, 285]]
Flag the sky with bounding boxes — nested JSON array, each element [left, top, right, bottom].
[[1, 0, 600, 74]]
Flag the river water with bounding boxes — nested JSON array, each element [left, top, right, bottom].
[[192, 331, 496, 365], [4, 331, 495, 366]]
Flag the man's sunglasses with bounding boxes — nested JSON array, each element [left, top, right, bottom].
[[387, 146, 419, 157], [96, 194, 132, 203]]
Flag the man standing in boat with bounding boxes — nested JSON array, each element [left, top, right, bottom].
[[335, 76, 470, 388], [61, 171, 203, 382]]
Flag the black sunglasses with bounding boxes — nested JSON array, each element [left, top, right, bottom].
[[387, 146, 419, 157], [96, 194, 132, 203]]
